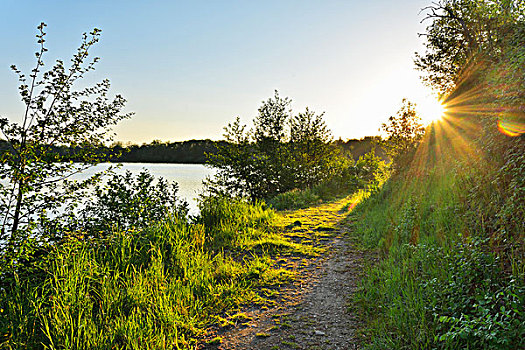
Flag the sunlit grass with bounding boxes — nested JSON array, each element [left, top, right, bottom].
[[2, 193, 362, 349]]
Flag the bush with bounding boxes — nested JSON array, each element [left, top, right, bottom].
[[268, 150, 387, 210], [356, 241, 525, 349], [77, 170, 188, 234], [351, 126, 525, 348]]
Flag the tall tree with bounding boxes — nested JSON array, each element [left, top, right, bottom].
[[415, 0, 525, 247], [207, 91, 346, 200], [415, 0, 525, 94], [253, 90, 293, 196], [290, 108, 341, 188]]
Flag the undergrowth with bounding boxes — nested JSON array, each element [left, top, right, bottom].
[[350, 124, 525, 349], [269, 151, 387, 210], [0, 196, 303, 349]]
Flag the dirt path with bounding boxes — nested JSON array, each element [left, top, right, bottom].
[[201, 196, 367, 350]]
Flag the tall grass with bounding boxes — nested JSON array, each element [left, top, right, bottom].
[[198, 196, 275, 249], [268, 188, 322, 210], [0, 196, 292, 349], [351, 124, 525, 349]]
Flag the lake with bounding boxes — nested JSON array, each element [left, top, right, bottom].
[[75, 163, 216, 215]]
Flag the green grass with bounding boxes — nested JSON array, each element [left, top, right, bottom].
[[350, 126, 525, 349], [269, 151, 387, 211], [0, 196, 313, 349], [1, 192, 364, 349], [269, 188, 322, 211]]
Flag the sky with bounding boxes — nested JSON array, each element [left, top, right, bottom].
[[0, 0, 441, 143]]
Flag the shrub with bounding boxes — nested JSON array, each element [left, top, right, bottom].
[[75, 170, 188, 235], [268, 150, 387, 210]]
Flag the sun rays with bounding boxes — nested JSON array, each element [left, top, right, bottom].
[[407, 92, 495, 181]]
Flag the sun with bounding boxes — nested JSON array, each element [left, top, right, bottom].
[[417, 97, 446, 125]]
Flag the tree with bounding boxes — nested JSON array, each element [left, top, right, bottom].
[[206, 91, 346, 200], [415, 0, 524, 162], [254, 90, 291, 144], [0, 23, 131, 242], [290, 107, 342, 188], [415, 0, 525, 94], [205, 116, 267, 199], [253, 90, 294, 195], [414, 0, 524, 252], [380, 99, 425, 169]]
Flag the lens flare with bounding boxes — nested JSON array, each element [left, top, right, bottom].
[[497, 116, 525, 137]]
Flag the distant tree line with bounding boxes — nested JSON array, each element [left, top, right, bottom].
[[336, 136, 386, 161], [0, 136, 385, 164], [108, 139, 225, 163]]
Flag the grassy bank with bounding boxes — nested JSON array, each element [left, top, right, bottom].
[[350, 122, 525, 349], [0, 197, 317, 349]]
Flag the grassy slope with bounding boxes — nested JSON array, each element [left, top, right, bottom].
[[349, 121, 524, 349]]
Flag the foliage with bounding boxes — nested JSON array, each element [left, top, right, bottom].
[[353, 5, 525, 337], [0, 23, 131, 243], [414, 0, 525, 94], [434, 241, 524, 349], [0, 137, 385, 165], [379, 99, 425, 170], [205, 116, 263, 199], [355, 240, 524, 349], [110, 139, 225, 164], [206, 90, 347, 200], [415, 0, 524, 138], [289, 107, 339, 189], [351, 119, 524, 348], [198, 195, 276, 250], [269, 150, 387, 210], [335, 136, 387, 161], [69, 170, 189, 235]]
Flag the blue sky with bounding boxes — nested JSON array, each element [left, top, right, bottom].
[[0, 0, 440, 143]]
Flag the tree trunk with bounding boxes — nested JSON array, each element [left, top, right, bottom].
[[11, 182, 24, 237]]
